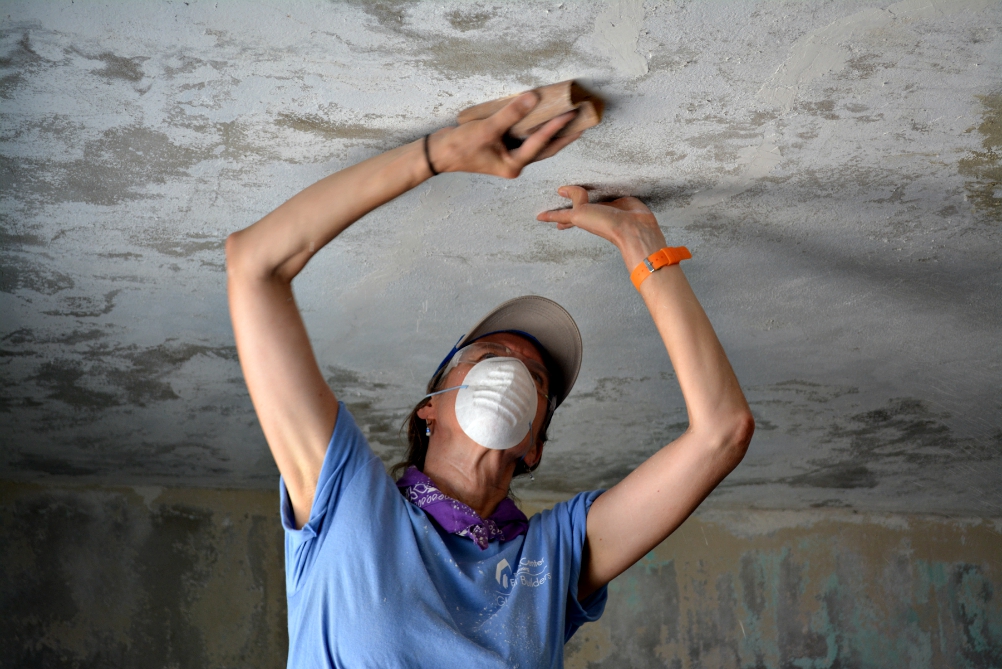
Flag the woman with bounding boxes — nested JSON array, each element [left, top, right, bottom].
[[226, 92, 754, 667]]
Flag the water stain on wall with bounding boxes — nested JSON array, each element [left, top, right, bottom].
[[275, 112, 388, 141], [0, 484, 287, 669], [43, 289, 121, 318], [424, 35, 582, 83], [136, 229, 224, 259], [445, 7, 497, 32], [88, 50, 146, 83], [0, 30, 46, 98], [789, 462, 879, 489], [958, 93, 1002, 222], [494, 239, 609, 266], [4, 124, 208, 207], [3, 486, 999, 668], [557, 508, 1002, 669], [11, 342, 239, 423], [0, 255, 75, 295], [347, 0, 591, 83], [31, 358, 121, 410], [829, 397, 987, 467]]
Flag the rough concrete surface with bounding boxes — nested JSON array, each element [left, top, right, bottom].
[[562, 507, 1002, 668], [1, 483, 287, 669], [3, 483, 999, 668], [0, 0, 1000, 515]]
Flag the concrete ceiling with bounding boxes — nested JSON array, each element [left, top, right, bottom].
[[2, 0, 1000, 515]]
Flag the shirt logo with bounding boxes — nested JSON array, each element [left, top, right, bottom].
[[514, 557, 552, 588], [494, 557, 551, 593], [474, 556, 554, 633], [496, 558, 513, 589]]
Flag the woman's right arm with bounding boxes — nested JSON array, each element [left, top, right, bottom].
[[227, 93, 580, 528], [538, 188, 755, 599]]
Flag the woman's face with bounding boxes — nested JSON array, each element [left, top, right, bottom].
[[419, 332, 551, 468]]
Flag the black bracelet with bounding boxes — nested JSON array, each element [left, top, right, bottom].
[[424, 133, 439, 176]]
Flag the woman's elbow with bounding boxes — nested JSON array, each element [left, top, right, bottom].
[[722, 410, 754, 467], [225, 230, 268, 283], [703, 410, 753, 470]]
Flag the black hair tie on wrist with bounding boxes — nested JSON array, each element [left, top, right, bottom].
[[424, 134, 439, 176]]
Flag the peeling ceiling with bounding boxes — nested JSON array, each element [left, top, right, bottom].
[[1, 0, 1000, 515]]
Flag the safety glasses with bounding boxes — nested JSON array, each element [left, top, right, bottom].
[[442, 341, 550, 399]]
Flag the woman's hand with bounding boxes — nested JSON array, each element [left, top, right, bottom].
[[537, 186, 668, 269], [428, 92, 582, 179]]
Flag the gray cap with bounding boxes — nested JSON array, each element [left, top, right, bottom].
[[429, 295, 583, 409]]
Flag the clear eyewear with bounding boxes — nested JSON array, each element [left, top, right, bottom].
[[442, 341, 550, 399]]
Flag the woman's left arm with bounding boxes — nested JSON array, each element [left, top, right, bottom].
[[227, 93, 580, 528], [537, 187, 755, 600]]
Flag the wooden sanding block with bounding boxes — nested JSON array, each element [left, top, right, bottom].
[[457, 80, 604, 139]]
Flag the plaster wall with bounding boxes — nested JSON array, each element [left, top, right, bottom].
[[3, 483, 1000, 668], [2, 0, 1001, 516]]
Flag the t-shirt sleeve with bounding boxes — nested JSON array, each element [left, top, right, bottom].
[[549, 489, 609, 641], [280, 402, 379, 592]]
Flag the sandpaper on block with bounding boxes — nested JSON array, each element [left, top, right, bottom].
[[456, 80, 604, 139]]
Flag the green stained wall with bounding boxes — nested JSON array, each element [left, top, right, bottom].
[[558, 508, 1002, 668], [1, 483, 287, 668], [3, 483, 1000, 668]]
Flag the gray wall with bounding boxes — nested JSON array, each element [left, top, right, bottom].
[[4, 482, 1000, 668], [1, 483, 287, 669], [3, 0, 1001, 666], [3, 0, 1001, 515]]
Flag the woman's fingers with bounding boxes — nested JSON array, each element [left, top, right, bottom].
[[511, 110, 576, 164], [559, 185, 591, 207], [485, 92, 540, 137], [536, 208, 574, 224], [536, 186, 591, 225]]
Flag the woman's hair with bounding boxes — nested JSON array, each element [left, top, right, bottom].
[[391, 336, 562, 481]]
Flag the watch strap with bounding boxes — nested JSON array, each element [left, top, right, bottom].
[[630, 246, 692, 290]]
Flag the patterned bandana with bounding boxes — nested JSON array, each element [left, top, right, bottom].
[[396, 466, 529, 550]]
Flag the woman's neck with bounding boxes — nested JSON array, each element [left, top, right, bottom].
[[422, 446, 514, 519]]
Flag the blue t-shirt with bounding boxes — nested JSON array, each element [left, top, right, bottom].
[[280, 403, 607, 668]]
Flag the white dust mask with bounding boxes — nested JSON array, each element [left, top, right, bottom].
[[450, 357, 538, 450]]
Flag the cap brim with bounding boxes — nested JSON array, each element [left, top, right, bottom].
[[458, 295, 582, 408]]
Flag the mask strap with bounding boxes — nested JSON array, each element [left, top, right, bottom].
[[423, 384, 468, 399]]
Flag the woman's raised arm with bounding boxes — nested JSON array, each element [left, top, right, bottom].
[[227, 93, 582, 528], [537, 187, 755, 599]]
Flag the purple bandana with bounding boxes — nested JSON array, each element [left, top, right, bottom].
[[396, 467, 529, 550]]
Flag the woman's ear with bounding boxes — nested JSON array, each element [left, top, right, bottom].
[[417, 399, 435, 422], [523, 440, 544, 469]]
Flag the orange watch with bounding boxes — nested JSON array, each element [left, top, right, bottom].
[[630, 246, 692, 290]]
